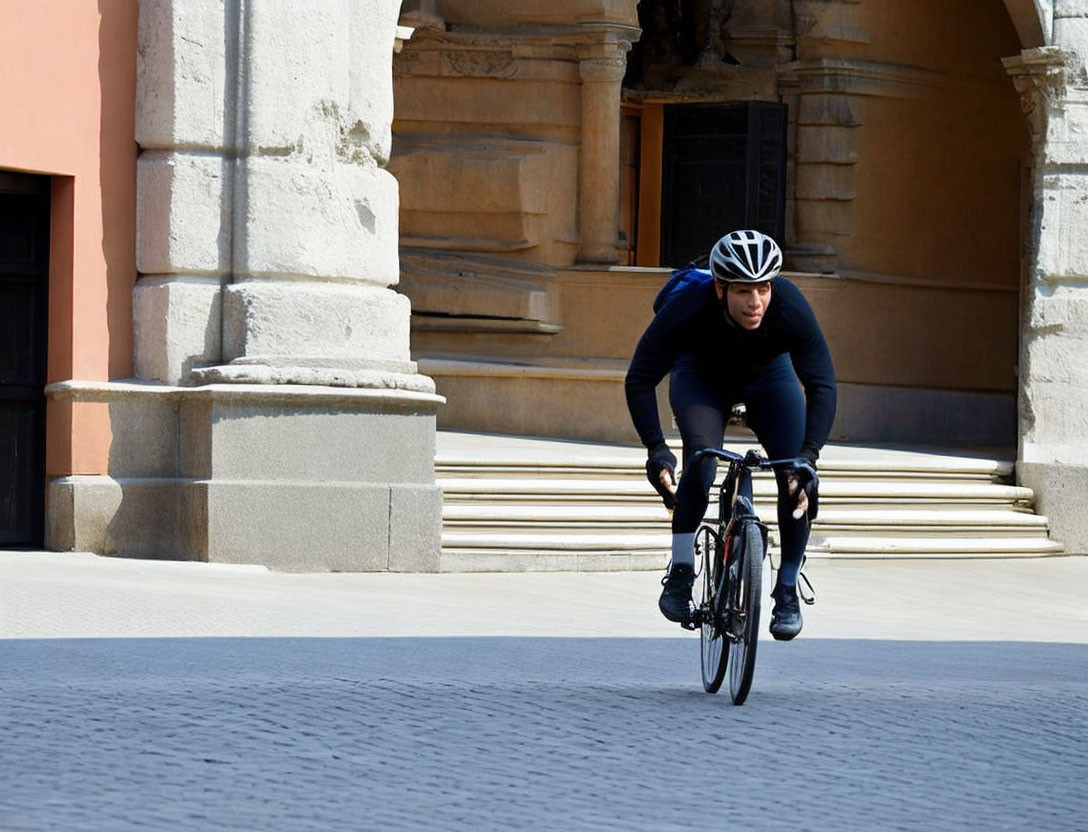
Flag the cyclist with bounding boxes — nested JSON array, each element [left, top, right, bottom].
[[625, 229, 836, 640]]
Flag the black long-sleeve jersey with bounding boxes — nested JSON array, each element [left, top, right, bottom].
[[624, 276, 837, 459]]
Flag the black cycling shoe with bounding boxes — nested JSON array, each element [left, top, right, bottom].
[[659, 563, 696, 623], [769, 583, 803, 641]]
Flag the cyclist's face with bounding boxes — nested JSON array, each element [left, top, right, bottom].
[[718, 282, 772, 329]]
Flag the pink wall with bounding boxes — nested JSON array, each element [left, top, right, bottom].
[[0, 0, 137, 474]]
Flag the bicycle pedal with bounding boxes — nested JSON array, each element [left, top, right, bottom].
[[797, 571, 817, 605]]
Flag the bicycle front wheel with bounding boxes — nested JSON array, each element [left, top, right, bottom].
[[696, 524, 728, 693], [727, 521, 765, 705]]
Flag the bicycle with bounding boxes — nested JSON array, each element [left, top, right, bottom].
[[684, 447, 814, 705]]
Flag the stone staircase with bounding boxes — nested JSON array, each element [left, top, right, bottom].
[[435, 432, 1064, 572]]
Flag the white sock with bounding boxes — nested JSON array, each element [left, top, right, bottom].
[[670, 532, 695, 569]]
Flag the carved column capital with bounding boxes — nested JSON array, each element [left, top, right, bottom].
[[577, 53, 629, 83], [1004, 48, 1067, 109], [1003, 47, 1068, 147]]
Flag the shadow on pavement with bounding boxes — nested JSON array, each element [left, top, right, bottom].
[[2, 637, 1085, 831]]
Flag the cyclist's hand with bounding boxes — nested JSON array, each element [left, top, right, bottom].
[[787, 473, 807, 519], [659, 467, 677, 508], [786, 460, 819, 521], [646, 442, 678, 510]]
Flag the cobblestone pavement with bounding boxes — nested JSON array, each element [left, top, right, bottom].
[[2, 553, 1088, 830], [2, 635, 1087, 831]]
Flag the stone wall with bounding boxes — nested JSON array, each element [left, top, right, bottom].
[[390, 0, 640, 335]]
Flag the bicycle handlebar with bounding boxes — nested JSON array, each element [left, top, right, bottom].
[[689, 447, 808, 470]]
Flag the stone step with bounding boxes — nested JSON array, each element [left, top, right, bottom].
[[443, 497, 1034, 514], [444, 528, 1052, 544], [438, 550, 665, 573], [433, 431, 1060, 571], [442, 531, 670, 551], [814, 536, 1065, 556], [437, 462, 1013, 482], [436, 439, 1016, 481], [442, 505, 1048, 530], [437, 477, 1035, 505], [438, 533, 1063, 572], [441, 525, 1060, 552]]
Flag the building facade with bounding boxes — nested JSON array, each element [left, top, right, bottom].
[[1, 0, 1086, 562], [391, 0, 1088, 551]]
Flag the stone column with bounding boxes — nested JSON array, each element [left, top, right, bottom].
[[577, 44, 629, 264], [127, 0, 443, 571], [136, 0, 429, 394], [780, 62, 863, 273], [1005, 31, 1088, 553], [783, 0, 869, 272]]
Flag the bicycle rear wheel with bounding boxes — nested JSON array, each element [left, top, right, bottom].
[[696, 525, 728, 693], [727, 521, 765, 705]]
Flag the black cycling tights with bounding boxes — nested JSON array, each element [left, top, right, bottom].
[[669, 354, 809, 588]]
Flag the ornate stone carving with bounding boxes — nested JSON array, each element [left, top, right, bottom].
[[1003, 47, 1068, 146], [577, 55, 628, 83], [444, 49, 518, 79]]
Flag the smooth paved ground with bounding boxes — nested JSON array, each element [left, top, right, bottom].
[[2, 552, 1087, 831]]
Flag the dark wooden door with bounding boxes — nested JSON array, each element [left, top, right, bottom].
[[660, 102, 787, 267], [0, 172, 50, 546]]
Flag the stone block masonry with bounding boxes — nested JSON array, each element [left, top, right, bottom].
[[47, 0, 444, 571], [133, 0, 413, 386]]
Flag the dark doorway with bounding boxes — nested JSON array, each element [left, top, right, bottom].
[[0, 172, 50, 546], [660, 102, 786, 267]]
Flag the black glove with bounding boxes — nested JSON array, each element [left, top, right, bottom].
[[646, 442, 678, 510], [789, 459, 819, 521]]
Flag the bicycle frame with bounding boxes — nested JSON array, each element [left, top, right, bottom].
[[691, 447, 799, 636], [692, 446, 780, 547]]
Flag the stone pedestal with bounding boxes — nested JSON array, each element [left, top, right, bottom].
[[58, 0, 444, 571], [1005, 30, 1088, 554], [46, 382, 442, 571]]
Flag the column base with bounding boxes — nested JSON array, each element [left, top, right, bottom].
[[576, 249, 621, 265], [1018, 462, 1088, 556], [190, 362, 436, 394]]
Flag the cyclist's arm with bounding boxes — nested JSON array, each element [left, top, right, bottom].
[[785, 301, 837, 463], [624, 307, 685, 449]]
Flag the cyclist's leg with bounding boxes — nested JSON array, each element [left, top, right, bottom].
[[669, 362, 731, 559], [658, 364, 731, 623], [742, 356, 808, 587]]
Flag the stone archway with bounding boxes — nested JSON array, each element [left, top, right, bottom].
[[1002, 0, 1048, 48]]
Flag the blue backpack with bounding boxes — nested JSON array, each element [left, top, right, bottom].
[[652, 266, 714, 312]]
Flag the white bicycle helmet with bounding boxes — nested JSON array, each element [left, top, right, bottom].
[[708, 229, 783, 283]]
